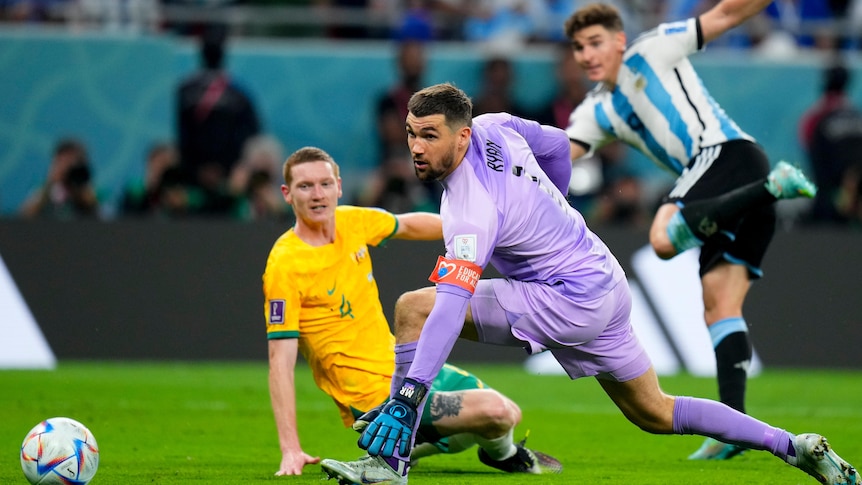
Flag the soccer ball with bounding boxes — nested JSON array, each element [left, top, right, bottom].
[[20, 417, 99, 485]]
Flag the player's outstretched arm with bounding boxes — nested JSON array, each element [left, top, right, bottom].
[[394, 212, 443, 241], [699, 0, 773, 44], [268, 338, 321, 475]]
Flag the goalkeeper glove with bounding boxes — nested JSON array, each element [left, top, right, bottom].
[[352, 403, 382, 433], [358, 378, 428, 457]]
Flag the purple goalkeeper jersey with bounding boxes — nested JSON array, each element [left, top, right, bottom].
[[441, 113, 624, 296], [406, 113, 625, 386]]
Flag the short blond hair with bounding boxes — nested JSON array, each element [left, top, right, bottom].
[[282, 146, 340, 186]]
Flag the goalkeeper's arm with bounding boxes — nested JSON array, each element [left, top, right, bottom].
[[405, 285, 472, 385]]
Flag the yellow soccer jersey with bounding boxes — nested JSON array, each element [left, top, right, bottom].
[[263, 206, 398, 426]]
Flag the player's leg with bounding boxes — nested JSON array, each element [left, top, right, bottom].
[[691, 200, 775, 459], [423, 388, 519, 452], [651, 141, 813, 259], [389, 286, 479, 397], [597, 369, 861, 484], [325, 386, 555, 483], [687, 261, 752, 460], [653, 144, 775, 459], [416, 385, 557, 474]]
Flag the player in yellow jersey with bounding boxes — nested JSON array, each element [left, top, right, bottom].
[[263, 146, 561, 478]]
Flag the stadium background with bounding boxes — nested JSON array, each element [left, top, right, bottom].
[[0, 12, 860, 371], [0, 31, 853, 215]]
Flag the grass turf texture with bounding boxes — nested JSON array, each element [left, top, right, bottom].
[[1, 362, 861, 484]]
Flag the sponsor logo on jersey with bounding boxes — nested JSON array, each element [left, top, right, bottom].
[[698, 217, 718, 238], [353, 245, 368, 263]]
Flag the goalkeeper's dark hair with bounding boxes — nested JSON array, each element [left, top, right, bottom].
[[282, 146, 340, 186], [407, 83, 473, 131]]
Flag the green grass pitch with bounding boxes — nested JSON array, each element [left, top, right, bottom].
[[1, 362, 860, 484]]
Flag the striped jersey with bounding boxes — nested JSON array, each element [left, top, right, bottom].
[[262, 205, 398, 425], [565, 17, 753, 176]]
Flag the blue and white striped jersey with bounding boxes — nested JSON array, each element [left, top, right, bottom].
[[565, 18, 753, 176]]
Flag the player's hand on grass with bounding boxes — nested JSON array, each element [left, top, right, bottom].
[[358, 378, 427, 457], [275, 450, 320, 476]]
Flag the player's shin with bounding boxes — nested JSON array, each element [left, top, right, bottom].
[[673, 396, 793, 459], [474, 427, 517, 460]]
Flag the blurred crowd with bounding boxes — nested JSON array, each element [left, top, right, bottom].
[[17, 25, 291, 222], [5, 1, 862, 228], [1, 1, 860, 53]]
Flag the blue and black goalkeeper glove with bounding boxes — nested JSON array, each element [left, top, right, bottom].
[[352, 403, 382, 433], [358, 378, 428, 457]]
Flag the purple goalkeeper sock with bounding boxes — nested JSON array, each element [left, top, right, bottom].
[[673, 396, 794, 460], [391, 342, 417, 398]]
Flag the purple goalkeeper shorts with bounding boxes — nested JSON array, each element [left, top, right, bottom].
[[469, 278, 651, 382]]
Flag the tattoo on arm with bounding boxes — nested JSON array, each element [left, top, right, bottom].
[[429, 393, 464, 422]]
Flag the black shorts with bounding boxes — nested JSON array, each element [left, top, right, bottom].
[[664, 140, 776, 279]]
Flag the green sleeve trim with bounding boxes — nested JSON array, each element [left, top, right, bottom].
[[267, 330, 299, 340], [377, 214, 399, 247]]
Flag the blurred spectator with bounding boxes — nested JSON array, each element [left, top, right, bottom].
[[354, 152, 441, 213], [376, 40, 425, 163], [20, 138, 101, 220], [0, 0, 28, 21], [230, 134, 290, 221], [315, 0, 374, 39], [384, 0, 470, 41], [386, 0, 434, 41], [587, 142, 651, 228], [472, 56, 529, 117], [121, 142, 201, 218], [533, 43, 602, 211], [354, 39, 441, 212], [461, 0, 536, 49], [764, 0, 840, 50], [532, 43, 589, 129], [162, 0, 245, 37], [0, 0, 70, 23], [799, 60, 862, 225], [69, 0, 161, 33], [533, 0, 643, 42], [176, 24, 260, 216]]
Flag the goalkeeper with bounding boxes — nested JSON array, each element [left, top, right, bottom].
[[262, 146, 561, 477], [324, 85, 859, 485]]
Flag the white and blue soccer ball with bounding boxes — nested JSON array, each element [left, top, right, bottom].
[[20, 417, 100, 485]]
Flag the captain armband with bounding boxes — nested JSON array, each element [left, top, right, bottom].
[[427, 255, 483, 294]]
